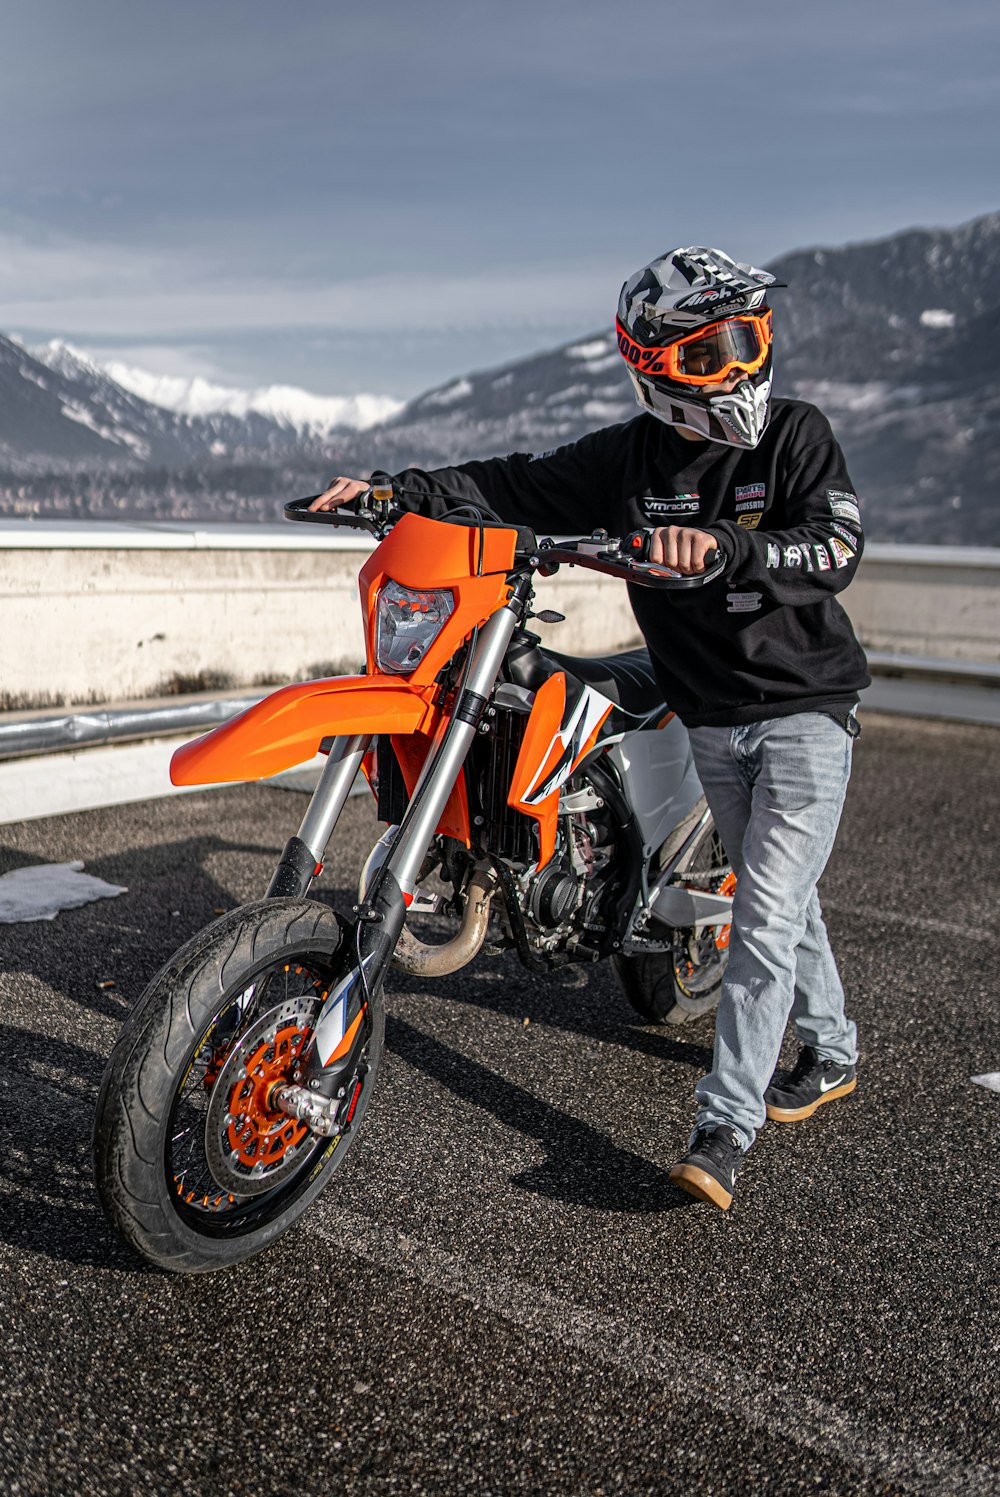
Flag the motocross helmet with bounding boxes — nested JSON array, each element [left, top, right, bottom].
[[616, 246, 784, 449]]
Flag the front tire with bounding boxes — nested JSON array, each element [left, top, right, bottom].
[[94, 898, 383, 1273], [613, 799, 734, 1026]]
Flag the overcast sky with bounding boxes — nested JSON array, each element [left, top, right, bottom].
[[1, 0, 997, 396]]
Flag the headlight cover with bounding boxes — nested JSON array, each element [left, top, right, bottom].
[[374, 581, 455, 675]]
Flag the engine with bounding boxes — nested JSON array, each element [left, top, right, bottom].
[[517, 779, 617, 956], [374, 701, 620, 965]]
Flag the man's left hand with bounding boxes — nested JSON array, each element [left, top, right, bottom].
[[649, 525, 719, 574]]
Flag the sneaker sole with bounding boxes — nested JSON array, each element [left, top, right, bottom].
[[765, 1077, 857, 1123], [668, 1163, 733, 1211]]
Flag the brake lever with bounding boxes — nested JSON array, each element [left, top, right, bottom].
[[627, 551, 725, 584], [614, 530, 726, 585], [283, 487, 396, 538]]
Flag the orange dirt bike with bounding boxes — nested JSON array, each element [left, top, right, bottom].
[[94, 487, 735, 1272]]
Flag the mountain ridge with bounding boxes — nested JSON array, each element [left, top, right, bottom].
[[2, 210, 998, 544]]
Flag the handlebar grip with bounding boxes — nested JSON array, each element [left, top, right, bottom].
[[621, 528, 654, 562], [622, 531, 724, 573]]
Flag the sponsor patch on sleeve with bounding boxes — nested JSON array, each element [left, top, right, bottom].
[[766, 540, 826, 569], [830, 522, 859, 551], [827, 490, 861, 525], [829, 536, 854, 568], [736, 512, 761, 529]]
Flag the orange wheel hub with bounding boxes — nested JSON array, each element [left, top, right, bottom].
[[225, 1023, 312, 1169]]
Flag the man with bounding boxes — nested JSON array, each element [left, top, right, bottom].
[[312, 246, 869, 1211]]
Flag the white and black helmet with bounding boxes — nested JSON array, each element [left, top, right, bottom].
[[616, 246, 783, 449]]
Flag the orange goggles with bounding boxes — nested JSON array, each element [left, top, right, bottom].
[[616, 309, 772, 387]]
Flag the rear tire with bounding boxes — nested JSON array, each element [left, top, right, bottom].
[[93, 897, 382, 1273], [613, 799, 734, 1026]]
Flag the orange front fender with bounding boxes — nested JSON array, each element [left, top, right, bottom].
[[170, 675, 439, 786]]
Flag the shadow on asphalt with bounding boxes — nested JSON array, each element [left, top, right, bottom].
[[386, 1014, 694, 1213], [0, 1024, 135, 1271], [385, 950, 716, 1073], [0, 820, 706, 1272]]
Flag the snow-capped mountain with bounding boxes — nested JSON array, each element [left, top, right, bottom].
[[0, 337, 401, 474], [2, 210, 999, 542], [100, 359, 401, 434]]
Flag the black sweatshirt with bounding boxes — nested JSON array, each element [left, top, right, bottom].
[[384, 398, 871, 727]]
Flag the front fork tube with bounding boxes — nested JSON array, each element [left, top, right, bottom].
[[304, 602, 524, 1092], [266, 733, 371, 898]]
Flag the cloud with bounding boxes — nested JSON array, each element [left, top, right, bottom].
[[0, 228, 618, 340]]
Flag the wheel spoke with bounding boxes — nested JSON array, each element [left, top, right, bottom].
[[165, 953, 362, 1225]]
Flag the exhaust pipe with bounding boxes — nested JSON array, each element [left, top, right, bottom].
[[391, 869, 496, 978]]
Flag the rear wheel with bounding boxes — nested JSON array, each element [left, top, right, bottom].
[[613, 800, 734, 1026], [94, 897, 382, 1273]]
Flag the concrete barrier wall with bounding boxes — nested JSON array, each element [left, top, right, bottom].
[[1, 521, 997, 709], [841, 546, 1000, 664], [0, 521, 644, 709]]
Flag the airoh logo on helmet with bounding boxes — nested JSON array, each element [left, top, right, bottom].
[[675, 288, 748, 312]]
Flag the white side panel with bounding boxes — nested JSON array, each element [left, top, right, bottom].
[[607, 718, 703, 857]]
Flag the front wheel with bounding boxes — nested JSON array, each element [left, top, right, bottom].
[[93, 898, 382, 1273], [613, 799, 734, 1026]]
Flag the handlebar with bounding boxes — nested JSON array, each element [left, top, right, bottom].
[[284, 497, 727, 589], [537, 532, 727, 589], [284, 490, 396, 538]]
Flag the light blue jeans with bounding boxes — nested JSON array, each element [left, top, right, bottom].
[[686, 712, 858, 1150]]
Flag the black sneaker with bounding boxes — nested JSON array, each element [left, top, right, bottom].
[[668, 1125, 743, 1211], [765, 1045, 857, 1123]]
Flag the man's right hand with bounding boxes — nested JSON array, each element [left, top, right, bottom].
[[308, 477, 370, 513]]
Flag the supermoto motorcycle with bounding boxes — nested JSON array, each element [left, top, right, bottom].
[[93, 486, 735, 1272]]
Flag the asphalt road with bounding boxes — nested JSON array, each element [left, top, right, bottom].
[[0, 712, 997, 1496]]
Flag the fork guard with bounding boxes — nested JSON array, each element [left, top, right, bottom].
[[170, 675, 438, 785]]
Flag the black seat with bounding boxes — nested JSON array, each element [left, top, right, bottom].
[[507, 641, 667, 721]]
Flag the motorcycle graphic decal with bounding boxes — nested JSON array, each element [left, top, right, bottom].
[[508, 673, 613, 870], [313, 953, 377, 1067]]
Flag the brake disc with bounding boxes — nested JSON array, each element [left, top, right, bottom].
[[204, 996, 322, 1197]]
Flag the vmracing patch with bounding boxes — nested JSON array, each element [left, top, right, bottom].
[[642, 494, 701, 520]]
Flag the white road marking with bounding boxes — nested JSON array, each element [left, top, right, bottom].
[[971, 1073, 1000, 1093], [310, 1209, 994, 1497]]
